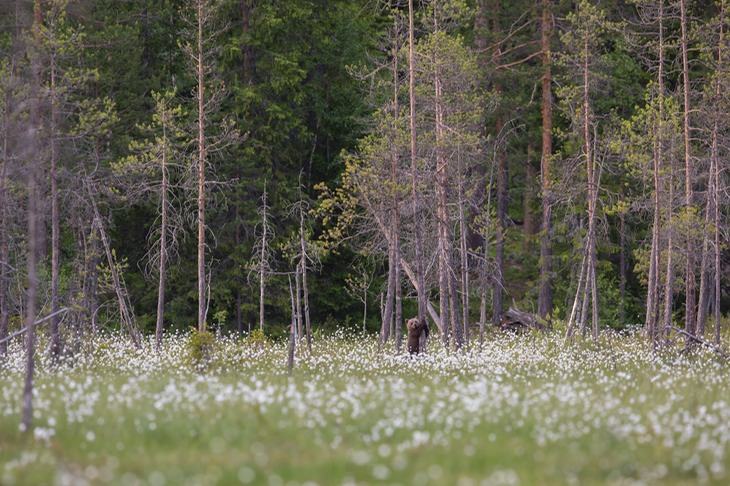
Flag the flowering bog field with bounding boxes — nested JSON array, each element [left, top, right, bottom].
[[1, 331, 730, 485]]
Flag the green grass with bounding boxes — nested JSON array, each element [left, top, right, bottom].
[[1, 330, 729, 485]]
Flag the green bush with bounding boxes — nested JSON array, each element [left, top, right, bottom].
[[185, 330, 217, 371]]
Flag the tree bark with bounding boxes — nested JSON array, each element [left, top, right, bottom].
[[22, 0, 43, 432], [538, 0, 553, 321], [408, 0, 428, 332], [680, 0, 696, 338], [299, 199, 311, 352], [714, 1, 724, 345], [491, 0, 506, 329], [196, 0, 207, 333], [523, 145, 535, 250], [433, 7, 463, 349], [0, 69, 10, 358], [50, 34, 61, 361], [155, 123, 169, 351]]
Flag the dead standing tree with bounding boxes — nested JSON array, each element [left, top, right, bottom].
[[180, 0, 238, 332], [117, 90, 188, 350]]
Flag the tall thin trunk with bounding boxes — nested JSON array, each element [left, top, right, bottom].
[[714, 0, 725, 344], [50, 37, 61, 360], [91, 187, 139, 348], [408, 0, 427, 331], [492, 0, 506, 329], [295, 266, 302, 340], [538, 0, 553, 321], [22, 0, 43, 432], [381, 15, 400, 345], [299, 200, 311, 352], [582, 22, 599, 339], [259, 186, 268, 332], [524, 145, 535, 251], [0, 72, 10, 357], [696, 158, 714, 336], [237, 0, 252, 336], [619, 208, 626, 327], [663, 140, 676, 340], [565, 234, 590, 342], [480, 160, 496, 346], [680, 0, 696, 338], [391, 17, 402, 353], [433, 8, 462, 349], [155, 126, 169, 351], [648, 0, 666, 345], [196, 1, 207, 332], [458, 168, 470, 347], [492, 110, 506, 327], [287, 275, 295, 373]]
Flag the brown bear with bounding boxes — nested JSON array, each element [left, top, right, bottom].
[[406, 317, 429, 355]]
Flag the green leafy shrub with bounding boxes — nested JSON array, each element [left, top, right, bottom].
[[247, 329, 268, 350], [186, 330, 217, 371]]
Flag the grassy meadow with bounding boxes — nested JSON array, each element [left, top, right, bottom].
[[1, 329, 730, 485]]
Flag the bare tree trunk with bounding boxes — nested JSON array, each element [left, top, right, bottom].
[[538, 0, 553, 321], [680, 0, 696, 338], [663, 139, 676, 341], [259, 187, 268, 332], [395, 261, 403, 353], [523, 145, 535, 251], [491, 1, 506, 329], [89, 182, 140, 348], [381, 16, 398, 345], [480, 159, 496, 346], [696, 157, 714, 336], [458, 169, 470, 347], [408, 0, 427, 331], [583, 28, 599, 339], [196, 0, 207, 333], [492, 110, 506, 328], [647, 0, 666, 345], [619, 208, 626, 327], [0, 76, 10, 358], [715, 1, 724, 345], [295, 266, 302, 340], [434, 8, 462, 349], [22, 156, 39, 432], [287, 275, 296, 373], [297, 188, 311, 352], [565, 238, 589, 342], [155, 126, 169, 351], [50, 40, 61, 361], [22, 0, 43, 432]]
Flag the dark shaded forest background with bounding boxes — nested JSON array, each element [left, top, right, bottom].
[[1, 0, 728, 349]]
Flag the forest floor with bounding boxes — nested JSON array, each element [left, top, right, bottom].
[[1, 329, 729, 485]]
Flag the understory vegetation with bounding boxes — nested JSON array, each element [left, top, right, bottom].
[[2, 330, 730, 485]]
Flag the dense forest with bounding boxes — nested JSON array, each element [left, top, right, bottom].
[[1, 0, 729, 353]]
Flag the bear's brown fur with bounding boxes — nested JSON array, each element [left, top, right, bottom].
[[406, 317, 429, 355]]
